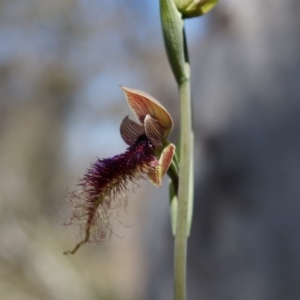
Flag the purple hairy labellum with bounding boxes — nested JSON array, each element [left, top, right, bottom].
[[64, 135, 158, 255], [64, 87, 175, 255]]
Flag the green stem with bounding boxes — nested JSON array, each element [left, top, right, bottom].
[[174, 27, 191, 300]]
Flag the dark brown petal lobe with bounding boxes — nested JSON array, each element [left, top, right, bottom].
[[120, 116, 145, 146]]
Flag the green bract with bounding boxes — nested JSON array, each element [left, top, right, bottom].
[[160, 0, 187, 84]]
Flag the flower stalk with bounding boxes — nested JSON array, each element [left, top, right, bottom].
[[160, 0, 217, 299], [160, 1, 192, 298]]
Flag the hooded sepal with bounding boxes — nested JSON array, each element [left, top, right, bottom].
[[121, 86, 173, 139]]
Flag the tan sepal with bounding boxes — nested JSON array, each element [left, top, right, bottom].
[[144, 114, 165, 148], [148, 143, 176, 186], [120, 116, 144, 146], [120, 86, 173, 138]]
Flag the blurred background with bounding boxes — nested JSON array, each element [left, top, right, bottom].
[[0, 0, 300, 299]]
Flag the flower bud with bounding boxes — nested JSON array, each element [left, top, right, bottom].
[[174, 0, 218, 18]]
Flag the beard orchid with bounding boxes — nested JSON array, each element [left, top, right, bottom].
[[64, 87, 175, 255]]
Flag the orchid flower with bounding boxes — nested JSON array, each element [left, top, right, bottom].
[[64, 87, 175, 255]]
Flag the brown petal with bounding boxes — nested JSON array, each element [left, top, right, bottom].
[[147, 143, 176, 186], [144, 114, 165, 148], [120, 86, 173, 137], [120, 116, 144, 145]]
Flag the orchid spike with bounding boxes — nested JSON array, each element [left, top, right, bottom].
[[64, 87, 176, 255]]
